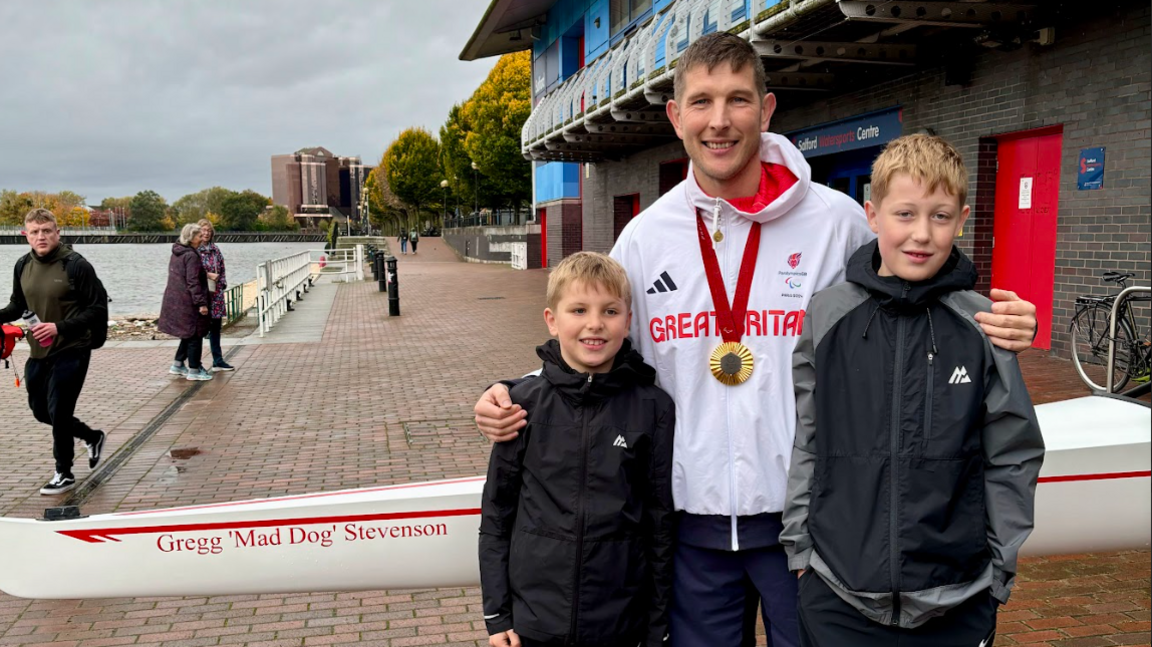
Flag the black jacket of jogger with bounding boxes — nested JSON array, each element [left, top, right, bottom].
[[480, 339, 676, 647]]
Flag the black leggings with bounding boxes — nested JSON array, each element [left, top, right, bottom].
[[206, 317, 223, 365], [175, 335, 204, 370], [25, 348, 101, 476]]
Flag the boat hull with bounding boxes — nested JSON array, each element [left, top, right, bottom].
[[0, 397, 1147, 600]]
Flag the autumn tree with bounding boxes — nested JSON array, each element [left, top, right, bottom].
[[383, 127, 442, 230], [461, 51, 531, 211], [219, 190, 270, 231], [127, 190, 169, 231], [172, 187, 233, 226], [364, 166, 406, 234], [260, 205, 298, 231]]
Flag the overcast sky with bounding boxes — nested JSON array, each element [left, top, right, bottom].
[[0, 1, 499, 205]]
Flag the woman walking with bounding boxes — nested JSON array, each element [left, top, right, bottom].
[[197, 219, 234, 371], [158, 223, 212, 381], [409, 227, 419, 255], [397, 229, 408, 255]]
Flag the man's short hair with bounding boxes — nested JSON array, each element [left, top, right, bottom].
[[178, 223, 201, 246], [547, 252, 632, 310], [24, 208, 58, 228], [673, 32, 766, 102], [870, 134, 969, 207]]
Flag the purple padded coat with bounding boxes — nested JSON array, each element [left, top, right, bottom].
[[157, 243, 210, 340]]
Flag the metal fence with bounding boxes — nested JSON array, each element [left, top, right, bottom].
[[443, 209, 529, 229], [255, 246, 363, 336]]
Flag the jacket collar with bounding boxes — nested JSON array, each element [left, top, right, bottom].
[[684, 132, 812, 224], [31, 243, 71, 264], [846, 240, 977, 309], [536, 338, 654, 405]]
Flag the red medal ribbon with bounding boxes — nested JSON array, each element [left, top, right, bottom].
[[695, 214, 762, 343]]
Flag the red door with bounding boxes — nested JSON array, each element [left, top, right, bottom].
[[991, 128, 1062, 349], [538, 208, 548, 269]]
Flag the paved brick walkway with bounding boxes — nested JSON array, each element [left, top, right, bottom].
[[0, 238, 1147, 647]]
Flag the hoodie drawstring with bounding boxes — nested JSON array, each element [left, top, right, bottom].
[[711, 198, 721, 248], [926, 307, 939, 356], [862, 304, 881, 339]]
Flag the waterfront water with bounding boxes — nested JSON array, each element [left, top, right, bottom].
[[0, 242, 318, 316]]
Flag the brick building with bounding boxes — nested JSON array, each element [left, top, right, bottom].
[[462, 0, 1151, 357], [270, 147, 374, 225]]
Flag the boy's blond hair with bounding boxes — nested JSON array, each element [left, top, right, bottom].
[[547, 252, 632, 309], [870, 134, 968, 207], [24, 208, 58, 227]]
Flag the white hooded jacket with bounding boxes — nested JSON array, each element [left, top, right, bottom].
[[610, 133, 874, 549]]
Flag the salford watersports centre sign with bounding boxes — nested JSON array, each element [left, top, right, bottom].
[[787, 107, 903, 159]]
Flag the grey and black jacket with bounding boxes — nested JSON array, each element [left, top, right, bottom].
[[780, 240, 1044, 628]]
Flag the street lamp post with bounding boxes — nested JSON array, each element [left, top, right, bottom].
[[471, 161, 479, 225], [440, 179, 449, 229]]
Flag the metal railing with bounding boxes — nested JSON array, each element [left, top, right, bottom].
[[255, 246, 364, 337], [256, 251, 313, 337], [312, 246, 364, 283], [223, 284, 245, 324]]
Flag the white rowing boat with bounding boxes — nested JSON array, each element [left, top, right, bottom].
[[0, 395, 1147, 600]]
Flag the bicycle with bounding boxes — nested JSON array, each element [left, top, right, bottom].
[[1069, 271, 1151, 393]]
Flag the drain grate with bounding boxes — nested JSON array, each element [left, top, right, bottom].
[[403, 419, 489, 450]]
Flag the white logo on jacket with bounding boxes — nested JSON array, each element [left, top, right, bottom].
[[950, 366, 972, 384]]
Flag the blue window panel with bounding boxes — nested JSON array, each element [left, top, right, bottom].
[[731, 0, 749, 22], [536, 162, 582, 203], [586, 0, 610, 63], [760, 0, 786, 12], [676, 14, 692, 53], [654, 0, 675, 11], [703, 6, 718, 35]]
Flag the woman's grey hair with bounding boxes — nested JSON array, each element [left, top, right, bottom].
[[178, 223, 201, 246]]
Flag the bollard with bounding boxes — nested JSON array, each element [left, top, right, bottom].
[[376, 251, 387, 292], [370, 249, 379, 281], [385, 256, 400, 316]]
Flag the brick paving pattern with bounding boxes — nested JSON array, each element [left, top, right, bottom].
[[0, 238, 1147, 646]]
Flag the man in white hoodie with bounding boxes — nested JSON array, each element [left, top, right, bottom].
[[475, 33, 1038, 647]]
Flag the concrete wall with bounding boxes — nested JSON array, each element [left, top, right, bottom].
[[443, 225, 544, 269]]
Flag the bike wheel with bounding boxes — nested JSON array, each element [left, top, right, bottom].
[[1070, 305, 1133, 392]]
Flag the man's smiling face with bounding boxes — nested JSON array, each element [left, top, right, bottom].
[[666, 62, 776, 200]]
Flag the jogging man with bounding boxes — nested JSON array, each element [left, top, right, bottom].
[[0, 208, 108, 495]]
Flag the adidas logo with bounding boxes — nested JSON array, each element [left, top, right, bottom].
[[613, 435, 628, 449], [949, 366, 972, 384], [646, 271, 678, 294]]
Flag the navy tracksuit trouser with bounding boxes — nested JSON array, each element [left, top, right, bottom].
[[671, 542, 799, 647]]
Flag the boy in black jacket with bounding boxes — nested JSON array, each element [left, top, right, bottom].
[[781, 135, 1045, 646], [480, 252, 676, 647]]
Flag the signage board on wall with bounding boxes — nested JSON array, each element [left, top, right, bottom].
[[786, 107, 903, 159], [1077, 147, 1106, 190], [533, 40, 561, 103]]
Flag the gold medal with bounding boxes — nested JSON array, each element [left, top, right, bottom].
[[710, 341, 754, 385], [713, 230, 724, 243]]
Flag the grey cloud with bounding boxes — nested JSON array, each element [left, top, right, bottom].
[[0, 0, 498, 204]]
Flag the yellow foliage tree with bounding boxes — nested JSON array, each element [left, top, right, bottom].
[[460, 51, 531, 208]]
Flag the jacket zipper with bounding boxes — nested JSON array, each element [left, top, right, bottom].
[[925, 352, 935, 448], [568, 373, 593, 644], [889, 289, 908, 627]]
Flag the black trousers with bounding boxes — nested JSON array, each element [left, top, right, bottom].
[[519, 637, 638, 647], [25, 348, 101, 476], [410, 239, 418, 252], [798, 571, 998, 647], [206, 317, 223, 365], [175, 335, 204, 370]]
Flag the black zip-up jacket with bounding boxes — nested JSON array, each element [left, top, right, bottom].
[[479, 339, 676, 647], [781, 241, 1044, 628]]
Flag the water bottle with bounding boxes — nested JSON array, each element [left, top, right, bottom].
[[22, 310, 53, 347]]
